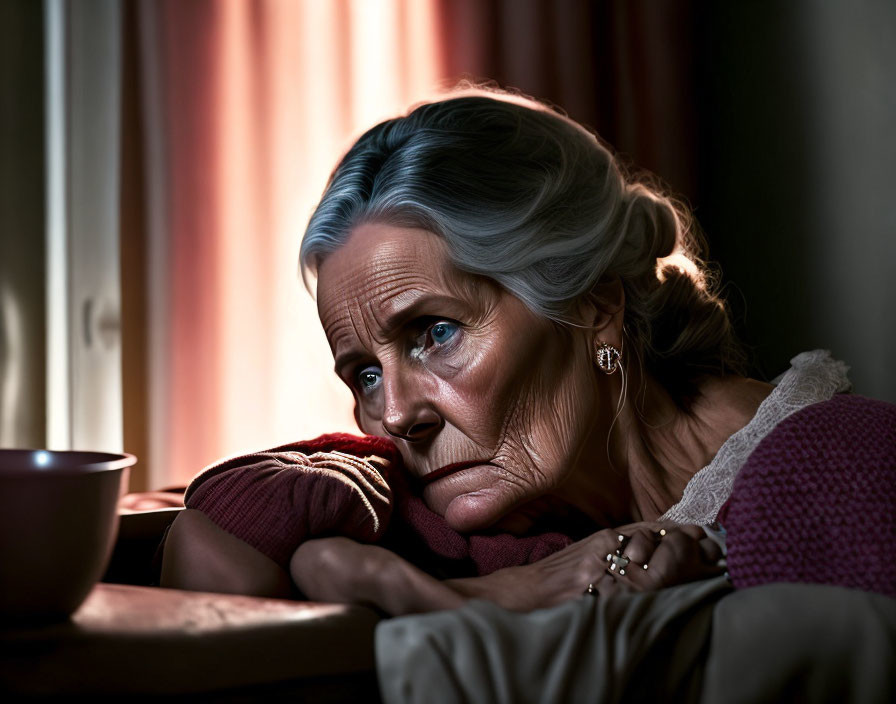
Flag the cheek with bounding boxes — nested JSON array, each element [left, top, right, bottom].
[[432, 341, 513, 445], [427, 349, 596, 533], [450, 324, 588, 473], [493, 335, 596, 484]]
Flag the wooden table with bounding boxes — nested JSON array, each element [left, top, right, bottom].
[[0, 583, 382, 700]]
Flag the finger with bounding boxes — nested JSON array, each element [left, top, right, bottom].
[[602, 535, 637, 581], [698, 536, 724, 565], [605, 547, 655, 592], [649, 528, 701, 585], [600, 540, 653, 593], [664, 528, 725, 571], [655, 527, 693, 564], [647, 529, 725, 586], [627, 526, 700, 588], [616, 527, 657, 567], [600, 525, 669, 590], [595, 569, 630, 598], [591, 524, 723, 594], [595, 529, 632, 570]]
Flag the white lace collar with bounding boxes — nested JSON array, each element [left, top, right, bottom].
[[659, 350, 851, 525]]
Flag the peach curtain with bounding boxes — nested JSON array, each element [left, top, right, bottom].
[[136, 0, 442, 487]]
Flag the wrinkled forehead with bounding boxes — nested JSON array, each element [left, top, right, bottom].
[[315, 223, 467, 352]]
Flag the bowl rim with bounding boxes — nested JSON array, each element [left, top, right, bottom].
[[0, 449, 137, 476]]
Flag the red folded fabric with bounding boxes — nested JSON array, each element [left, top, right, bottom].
[[184, 434, 398, 567], [184, 433, 574, 577]]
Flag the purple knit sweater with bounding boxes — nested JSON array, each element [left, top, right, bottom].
[[719, 394, 896, 597]]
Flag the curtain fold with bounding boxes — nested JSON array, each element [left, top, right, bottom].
[[130, 0, 441, 488], [435, 0, 697, 200]]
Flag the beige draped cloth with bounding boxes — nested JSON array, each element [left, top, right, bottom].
[[376, 578, 896, 703]]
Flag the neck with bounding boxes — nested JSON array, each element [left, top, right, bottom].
[[556, 364, 773, 525], [620, 369, 774, 521]]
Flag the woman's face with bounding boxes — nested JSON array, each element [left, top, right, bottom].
[[316, 222, 614, 533]]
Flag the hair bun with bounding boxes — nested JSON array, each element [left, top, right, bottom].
[[612, 186, 678, 281]]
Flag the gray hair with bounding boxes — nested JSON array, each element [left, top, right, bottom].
[[301, 89, 745, 401]]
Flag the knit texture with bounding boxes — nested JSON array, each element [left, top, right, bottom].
[[719, 395, 896, 597], [184, 434, 399, 566]]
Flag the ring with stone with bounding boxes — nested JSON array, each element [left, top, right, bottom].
[[606, 551, 631, 576]]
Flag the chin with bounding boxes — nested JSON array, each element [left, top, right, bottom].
[[446, 492, 600, 538], [443, 493, 509, 534]]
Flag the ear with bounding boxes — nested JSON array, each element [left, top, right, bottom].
[[578, 276, 625, 348]]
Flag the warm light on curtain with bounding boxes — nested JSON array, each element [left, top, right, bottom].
[[139, 0, 442, 488]]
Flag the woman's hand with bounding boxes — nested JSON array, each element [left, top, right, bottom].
[[290, 522, 724, 615], [290, 537, 464, 616], [446, 522, 725, 611], [587, 521, 725, 599]]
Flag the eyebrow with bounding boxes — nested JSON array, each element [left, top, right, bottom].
[[332, 293, 468, 373], [380, 293, 465, 336], [333, 351, 364, 377]]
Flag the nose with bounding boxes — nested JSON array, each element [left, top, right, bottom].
[[380, 368, 442, 443]]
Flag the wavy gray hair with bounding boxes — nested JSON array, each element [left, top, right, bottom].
[[301, 89, 745, 402]]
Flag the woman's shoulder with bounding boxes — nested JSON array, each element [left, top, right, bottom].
[[722, 393, 896, 595], [754, 393, 894, 446], [655, 351, 869, 525], [792, 393, 895, 420], [741, 393, 896, 475]]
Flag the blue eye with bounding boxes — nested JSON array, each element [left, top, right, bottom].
[[430, 321, 458, 345], [356, 365, 382, 392]]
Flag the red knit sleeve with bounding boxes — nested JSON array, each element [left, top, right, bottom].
[[183, 433, 399, 568]]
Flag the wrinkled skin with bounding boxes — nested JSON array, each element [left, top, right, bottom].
[[299, 222, 757, 614], [291, 522, 724, 614], [316, 222, 631, 533]]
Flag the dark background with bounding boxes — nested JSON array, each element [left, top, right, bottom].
[[434, 0, 895, 394]]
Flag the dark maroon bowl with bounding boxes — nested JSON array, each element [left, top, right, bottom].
[[0, 449, 135, 625]]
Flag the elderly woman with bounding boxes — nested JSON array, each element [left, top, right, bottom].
[[160, 90, 895, 616]]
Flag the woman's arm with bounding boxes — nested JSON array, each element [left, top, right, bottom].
[[160, 509, 294, 598], [290, 537, 464, 615], [290, 522, 725, 615], [446, 522, 724, 610]]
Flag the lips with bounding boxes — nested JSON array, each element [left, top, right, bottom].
[[419, 460, 493, 486]]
